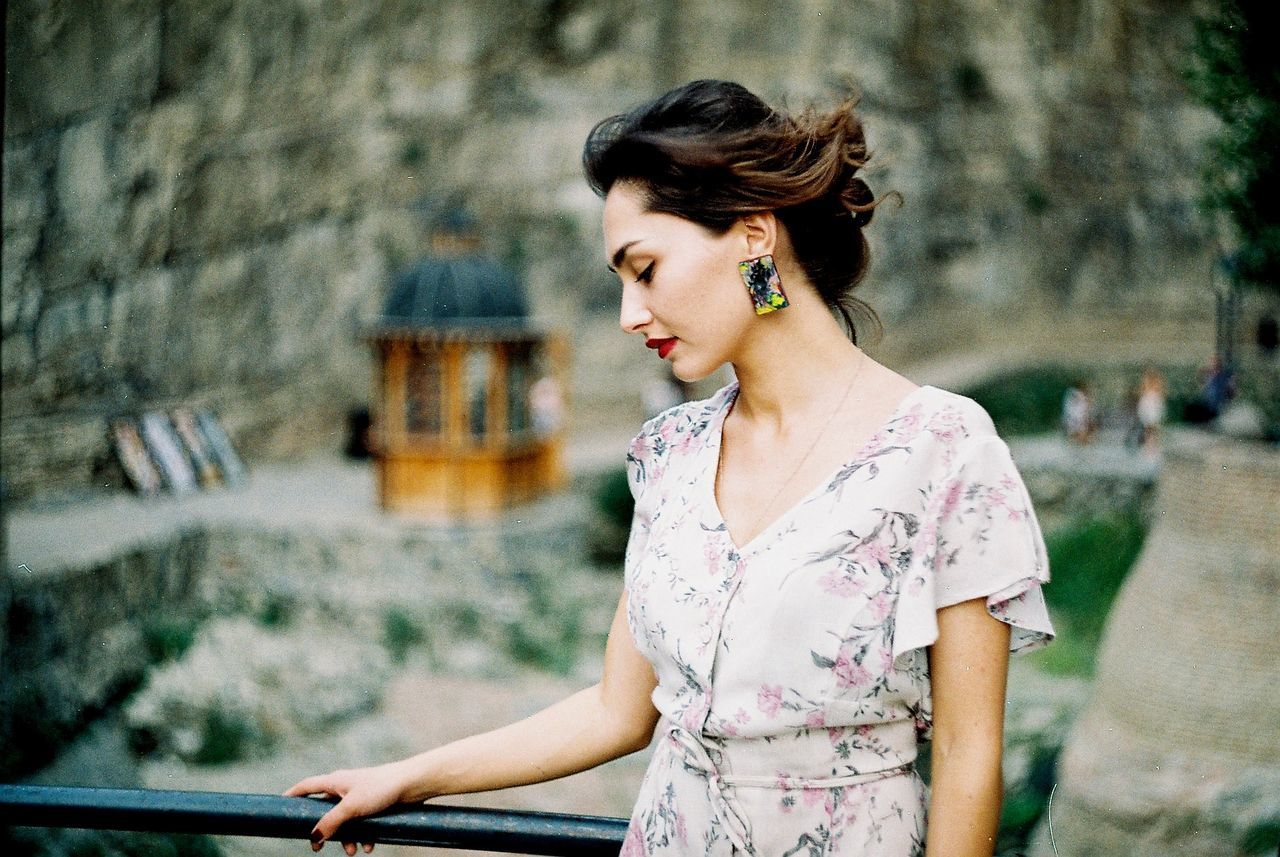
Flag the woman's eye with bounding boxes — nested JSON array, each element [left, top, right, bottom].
[[635, 262, 655, 284]]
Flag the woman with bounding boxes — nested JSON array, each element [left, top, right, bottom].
[[287, 80, 1053, 857]]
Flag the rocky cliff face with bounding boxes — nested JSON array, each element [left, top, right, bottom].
[[3, 0, 1218, 502]]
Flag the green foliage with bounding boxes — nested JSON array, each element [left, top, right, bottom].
[[443, 601, 484, 633], [504, 618, 581, 676], [962, 365, 1084, 435], [595, 467, 635, 530], [587, 468, 634, 565], [256, 591, 293, 629], [1028, 507, 1149, 677], [382, 607, 427, 664], [1186, 2, 1280, 292], [1022, 181, 1050, 216], [963, 363, 1207, 436], [191, 703, 256, 766], [400, 140, 426, 167], [953, 63, 991, 103], [140, 613, 200, 664], [997, 744, 1062, 853], [1241, 819, 1280, 855], [502, 570, 584, 675]]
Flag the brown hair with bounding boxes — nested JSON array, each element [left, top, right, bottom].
[[582, 79, 889, 344]]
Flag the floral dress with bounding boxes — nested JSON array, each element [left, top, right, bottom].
[[620, 382, 1054, 856]]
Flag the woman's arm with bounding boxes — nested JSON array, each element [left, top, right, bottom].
[[924, 596, 1012, 857], [285, 591, 659, 851]]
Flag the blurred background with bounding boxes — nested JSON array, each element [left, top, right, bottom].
[[3, 2, 1277, 856]]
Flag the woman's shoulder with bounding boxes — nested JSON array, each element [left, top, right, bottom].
[[630, 382, 736, 454], [897, 385, 1010, 474], [915, 385, 999, 437], [894, 384, 1000, 445]]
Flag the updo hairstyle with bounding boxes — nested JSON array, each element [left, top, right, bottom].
[[582, 79, 887, 344]]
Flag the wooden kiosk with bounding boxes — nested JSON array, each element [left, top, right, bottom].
[[369, 250, 567, 519]]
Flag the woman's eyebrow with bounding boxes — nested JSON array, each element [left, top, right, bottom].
[[606, 240, 642, 273]]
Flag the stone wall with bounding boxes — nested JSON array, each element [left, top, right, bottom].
[[1029, 431, 1280, 857], [1, 529, 210, 774], [3, 0, 1222, 504]]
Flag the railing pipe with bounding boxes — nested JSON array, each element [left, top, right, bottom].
[[0, 785, 626, 856]]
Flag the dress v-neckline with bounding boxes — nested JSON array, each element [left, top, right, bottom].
[[705, 382, 935, 556]]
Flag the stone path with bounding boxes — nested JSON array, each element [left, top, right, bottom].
[[6, 453, 596, 579], [1009, 429, 1163, 482]]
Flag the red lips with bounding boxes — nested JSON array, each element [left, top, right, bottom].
[[646, 337, 677, 359]]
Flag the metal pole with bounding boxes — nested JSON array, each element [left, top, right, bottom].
[[0, 785, 626, 856]]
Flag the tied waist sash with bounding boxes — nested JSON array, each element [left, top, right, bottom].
[[665, 723, 917, 856]]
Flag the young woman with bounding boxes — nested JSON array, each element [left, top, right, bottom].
[[287, 79, 1054, 857]]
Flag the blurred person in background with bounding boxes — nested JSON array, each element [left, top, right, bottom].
[[1062, 380, 1096, 445], [1136, 367, 1167, 453], [1184, 355, 1237, 424]]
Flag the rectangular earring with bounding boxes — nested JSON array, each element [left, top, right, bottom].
[[738, 254, 789, 315]]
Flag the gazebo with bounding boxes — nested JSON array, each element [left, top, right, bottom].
[[368, 236, 567, 519]]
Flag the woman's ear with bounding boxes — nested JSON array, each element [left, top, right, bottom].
[[738, 211, 778, 259]]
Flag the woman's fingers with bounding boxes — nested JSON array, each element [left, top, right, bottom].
[[284, 773, 342, 798], [288, 766, 396, 852], [312, 799, 361, 849]]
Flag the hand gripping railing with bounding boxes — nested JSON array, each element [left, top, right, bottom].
[[0, 785, 627, 855]]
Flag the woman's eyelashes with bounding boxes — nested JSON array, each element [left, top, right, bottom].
[[635, 261, 655, 284]]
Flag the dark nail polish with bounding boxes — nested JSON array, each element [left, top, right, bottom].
[[311, 829, 324, 845]]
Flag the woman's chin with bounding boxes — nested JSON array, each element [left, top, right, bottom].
[[670, 358, 718, 384]]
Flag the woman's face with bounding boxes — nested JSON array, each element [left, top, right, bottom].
[[603, 182, 759, 381]]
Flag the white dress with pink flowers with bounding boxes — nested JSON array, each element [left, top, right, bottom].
[[620, 382, 1054, 856]]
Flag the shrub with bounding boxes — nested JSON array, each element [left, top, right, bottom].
[[256, 591, 294, 629], [963, 363, 1205, 436], [1030, 507, 1149, 676], [192, 703, 257, 766], [501, 569, 585, 675], [594, 467, 634, 530], [140, 614, 201, 664], [382, 607, 426, 664], [964, 365, 1083, 436], [587, 468, 634, 565]]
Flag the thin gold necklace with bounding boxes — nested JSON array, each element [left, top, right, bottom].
[[718, 351, 868, 545]]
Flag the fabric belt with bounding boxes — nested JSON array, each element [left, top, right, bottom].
[[666, 724, 915, 856]]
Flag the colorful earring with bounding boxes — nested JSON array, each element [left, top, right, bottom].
[[738, 254, 789, 315]]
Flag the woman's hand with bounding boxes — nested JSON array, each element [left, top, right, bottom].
[[283, 760, 412, 854], [281, 590, 658, 853]]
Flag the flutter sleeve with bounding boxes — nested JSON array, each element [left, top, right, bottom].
[[892, 430, 1055, 665]]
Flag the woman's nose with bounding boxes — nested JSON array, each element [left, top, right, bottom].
[[618, 283, 653, 334]]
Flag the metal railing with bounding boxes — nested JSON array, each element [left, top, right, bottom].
[[0, 785, 627, 856]]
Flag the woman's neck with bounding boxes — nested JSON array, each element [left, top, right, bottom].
[[728, 302, 869, 432]]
